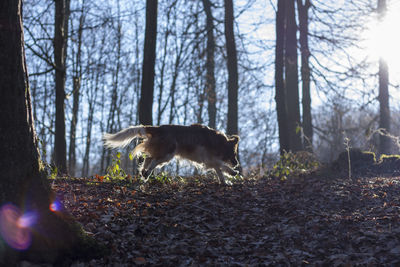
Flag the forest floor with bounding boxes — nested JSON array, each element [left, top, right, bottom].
[[49, 168, 400, 266]]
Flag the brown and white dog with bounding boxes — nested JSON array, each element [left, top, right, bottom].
[[103, 124, 240, 184]]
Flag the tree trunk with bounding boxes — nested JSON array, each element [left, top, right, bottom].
[[156, 10, 170, 125], [139, 0, 158, 125], [378, 0, 391, 155], [202, 0, 217, 129], [102, 4, 123, 171], [285, 0, 303, 152], [274, 0, 289, 154], [82, 31, 105, 177], [68, 76, 80, 176], [224, 0, 238, 136], [68, 5, 85, 177], [297, 0, 313, 150], [54, 0, 70, 174], [0, 1, 101, 263]]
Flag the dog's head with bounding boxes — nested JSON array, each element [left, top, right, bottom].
[[224, 135, 240, 167]]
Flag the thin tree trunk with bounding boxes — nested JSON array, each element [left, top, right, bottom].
[[168, 39, 184, 124], [285, 0, 303, 152], [82, 31, 105, 177], [378, 0, 391, 155], [68, 7, 84, 176], [224, 0, 238, 136], [68, 77, 80, 176], [54, 0, 70, 174], [156, 19, 170, 125], [139, 0, 158, 125], [156, 2, 177, 125], [297, 0, 313, 150], [202, 0, 217, 129], [103, 7, 123, 172], [0, 1, 101, 263], [275, 0, 289, 154]]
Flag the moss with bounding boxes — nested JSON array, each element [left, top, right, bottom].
[[379, 154, 400, 163]]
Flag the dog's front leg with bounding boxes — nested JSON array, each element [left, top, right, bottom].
[[222, 165, 239, 176], [140, 157, 155, 178]]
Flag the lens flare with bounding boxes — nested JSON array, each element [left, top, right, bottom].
[[0, 204, 36, 250], [17, 212, 37, 228], [49, 198, 62, 212]]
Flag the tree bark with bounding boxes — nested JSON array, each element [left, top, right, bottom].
[[202, 0, 217, 129], [274, 0, 289, 154], [0, 0, 102, 263], [285, 0, 303, 152], [224, 0, 239, 136], [54, 0, 70, 174], [139, 0, 158, 125], [377, 0, 391, 155], [297, 0, 313, 150]]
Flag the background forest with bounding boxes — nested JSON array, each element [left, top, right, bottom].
[[23, 0, 400, 177]]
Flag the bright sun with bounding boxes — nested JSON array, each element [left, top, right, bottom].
[[364, 2, 400, 76]]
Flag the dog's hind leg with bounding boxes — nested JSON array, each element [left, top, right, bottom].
[[141, 153, 175, 179]]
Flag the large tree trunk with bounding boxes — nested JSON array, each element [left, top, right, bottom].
[[285, 0, 303, 152], [274, 0, 289, 154], [224, 0, 239, 136], [54, 0, 70, 174], [378, 0, 391, 155], [139, 0, 158, 125], [297, 0, 313, 151], [202, 0, 217, 129], [0, 1, 101, 264]]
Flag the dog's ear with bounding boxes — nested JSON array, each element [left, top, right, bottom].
[[229, 135, 240, 144]]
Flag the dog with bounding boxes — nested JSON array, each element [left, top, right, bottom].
[[103, 124, 240, 184]]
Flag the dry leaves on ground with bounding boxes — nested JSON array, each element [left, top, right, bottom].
[[51, 174, 400, 266]]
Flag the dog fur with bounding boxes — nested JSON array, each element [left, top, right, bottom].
[[103, 124, 240, 184]]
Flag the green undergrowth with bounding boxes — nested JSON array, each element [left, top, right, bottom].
[[269, 151, 320, 180]]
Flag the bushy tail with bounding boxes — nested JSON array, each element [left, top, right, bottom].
[[103, 125, 147, 149]]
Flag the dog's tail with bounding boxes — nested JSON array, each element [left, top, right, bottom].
[[103, 125, 147, 148]]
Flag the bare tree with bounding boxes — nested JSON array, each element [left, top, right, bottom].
[[224, 0, 238, 136], [82, 29, 106, 177], [202, 0, 217, 129], [101, 0, 124, 172], [274, 0, 289, 154], [285, 0, 302, 152], [0, 0, 100, 263], [68, 1, 85, 176], [297, 0, 313, 150], [54, 0, 70, 173], [377, 0, 391, 155], [139, 0, 158, 125]]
